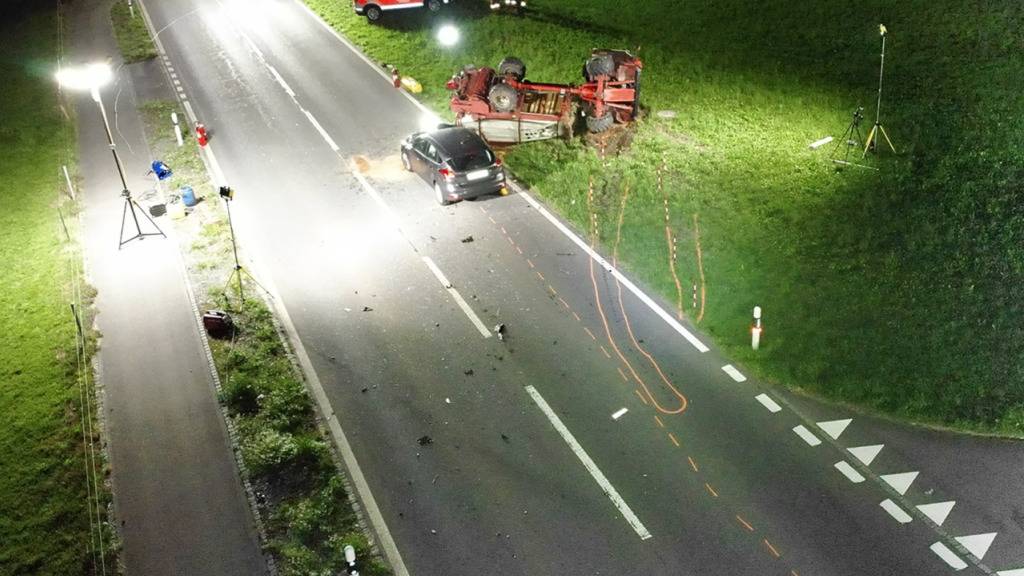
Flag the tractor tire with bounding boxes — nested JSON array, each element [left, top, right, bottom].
[[365, 4, 382, 21], [586, 111, 615, 133], [497, 57, 526, 81], [488, 83, 519, 113], [584, 53, 615, 80], [426, 0, 443, 12]]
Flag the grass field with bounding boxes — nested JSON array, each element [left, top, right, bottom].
[[0, 4, 114, 575], [303, 0, 1024, 434], [110, 0, 157, 63]]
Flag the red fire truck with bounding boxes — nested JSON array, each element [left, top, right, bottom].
[[353, 0, 448, 22]]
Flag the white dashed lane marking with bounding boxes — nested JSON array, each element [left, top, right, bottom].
[[880, 499, 913, 524], [611, 408, 628, 420], [792, 425, 822, 446], [834, 461, 865, 483], [930, 541, 968, 570], [755, 393, 782, 413], [721, 364, 746, 382]]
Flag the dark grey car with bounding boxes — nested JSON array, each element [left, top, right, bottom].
[[401, 127, 507, 205]]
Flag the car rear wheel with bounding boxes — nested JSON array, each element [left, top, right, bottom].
[[488, 83, 518, 113], [365, 5, 382, 21], [426, 0, 443, 12], [435, 181, 451, 206], [401, 150, 411, 171]]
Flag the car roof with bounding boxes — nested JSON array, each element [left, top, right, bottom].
[[427, 127, 490, 157]]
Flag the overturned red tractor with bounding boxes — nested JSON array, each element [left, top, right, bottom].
[[447, 49, 642, 143]]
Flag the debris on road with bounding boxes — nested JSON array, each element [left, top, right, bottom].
[[464, 368, 474, 376], [417, 435, 433, 446], [501, 433, 510, 443], [362, 306, 374, 312], [494, 324, 506, 341], [461, 235, 474, 243]]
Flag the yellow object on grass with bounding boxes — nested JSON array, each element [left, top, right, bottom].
[[401, 76, 422, 94]]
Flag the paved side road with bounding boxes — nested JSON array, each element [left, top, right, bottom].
[[71, 0, 268, 573]]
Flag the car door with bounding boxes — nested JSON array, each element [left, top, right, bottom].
[[410, 137, 433, 179]]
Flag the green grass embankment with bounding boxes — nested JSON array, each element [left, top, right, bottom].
[[110, 0, 157, 63], [0, 5, 114, 575], [302, 0, 1024, 434]]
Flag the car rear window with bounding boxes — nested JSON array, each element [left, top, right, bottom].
[[449, 148, 494, 171]]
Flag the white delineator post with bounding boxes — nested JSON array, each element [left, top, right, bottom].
[[751, 306, 763, 350], [171, 111, 183, 147]]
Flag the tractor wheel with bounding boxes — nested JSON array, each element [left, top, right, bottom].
[[498, 57, 526, 81], [586, 111, 615, 133], [584, 53, 615, 80], [426, 0, 443, 12], [365, 4, 382, 21], [488, 83, 519, 113]]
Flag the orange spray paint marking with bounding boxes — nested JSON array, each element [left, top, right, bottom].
[[508, 236, 516, 247], [704, 483, 719, 498], [501, 226, 507, 235], [763, 539, 781, 558], [572, 311, 581, 322], [599, 345, 612, 359], [536, 271, 545, 281], [735, 515, 754, 532], [488, 216, 497, 224], [526, 259, 535, 269], [617, 367, 629, 382], [583, 327, 597, 341], [654, 415, 665, 429], [634, 389, 648, 405], [558, 297, 570, 309], [688, 456, 699, 472], [547, 285, 558, 296], [516, 246, 523, 255], [668, 433, 680, 447], [791, 571, 800, 576], [478, 205, 488, 214]]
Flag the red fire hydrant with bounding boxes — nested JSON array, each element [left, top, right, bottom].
[[195, 123, 209, 147], [391, 67, 401, 89]]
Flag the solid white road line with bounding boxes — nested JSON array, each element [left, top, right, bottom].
[[930, 541, 968, 570], [721, 364, 746, 382], [755, 393, 782, 413], [834, 461, 865, 483], [816, 418, 852, 440], [302, 109, 340, 152], [792, 425, 822, 446], [422, 257, 492, 339], [611, 407, 628, 420], [519, 193, 710, 353], [917, 501, 956, 526], [880, 471, 919, 496], [267, 65, 296, 97], [956, 533, 997, 560], [526, 386, 652, 540], [848, 444, 884, 466], [879, 499, 913, 524]]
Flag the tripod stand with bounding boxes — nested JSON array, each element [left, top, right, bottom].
[[220, 187, 267, 304], [831, 106, 866, 167], [119, 188, 166, 248], [864, 24, 898, 157]]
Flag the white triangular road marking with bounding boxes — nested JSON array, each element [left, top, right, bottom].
[[817, 418, 852, 440], [918, 501, 956, 526], [998, 569, 1024, 576], [848, 444, 884, 466], [956, 533, 997, 560], [880, 471, 919, 495]]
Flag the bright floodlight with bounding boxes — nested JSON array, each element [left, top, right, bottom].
[[437, 24, 460, 47], [56, 63, 113, 93]]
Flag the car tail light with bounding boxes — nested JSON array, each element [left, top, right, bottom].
[[439, 167, 455, 181]]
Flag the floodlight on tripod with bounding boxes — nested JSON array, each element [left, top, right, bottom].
[[220, 185, 268, 304], [863, 24, 898, 157]]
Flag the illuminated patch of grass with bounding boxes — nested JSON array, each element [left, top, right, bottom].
[[110, 0, 156, 63]]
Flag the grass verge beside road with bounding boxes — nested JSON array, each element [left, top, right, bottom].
[[0, 5, 115, 575], [302, 0, 1024, 435], [139, 100, 389, 576], [110, 0, 156, 63]]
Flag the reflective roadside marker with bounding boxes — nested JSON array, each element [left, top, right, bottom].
[[751, 306, 763, 350]]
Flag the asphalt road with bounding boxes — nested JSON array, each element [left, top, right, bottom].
[[137, 0, 1024, 574]]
